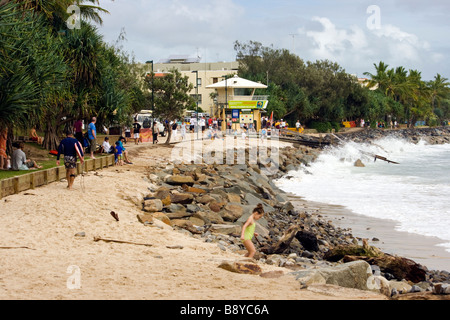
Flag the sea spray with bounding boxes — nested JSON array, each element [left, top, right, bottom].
[[276, 136, 450, 253]]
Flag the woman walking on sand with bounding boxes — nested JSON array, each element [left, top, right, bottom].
[[240, 204, 265, 258]]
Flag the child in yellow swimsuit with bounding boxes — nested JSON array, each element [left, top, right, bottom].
[[240, 204, 265, 258]]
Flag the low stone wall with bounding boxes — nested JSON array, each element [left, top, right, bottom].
[[0, 155, 115, 199]]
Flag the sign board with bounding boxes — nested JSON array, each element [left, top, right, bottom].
[[228, 100, 268, 109], [240, 110, 253, 124]]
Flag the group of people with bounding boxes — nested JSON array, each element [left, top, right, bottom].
[[0, 127, 43, 172], [99, 136, 132, 166]]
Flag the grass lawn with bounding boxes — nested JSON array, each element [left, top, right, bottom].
[[0, 142, 107, 181]]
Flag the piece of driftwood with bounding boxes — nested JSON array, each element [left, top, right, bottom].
[[93, 237, 153, 247], [0, 246, 35, 250]]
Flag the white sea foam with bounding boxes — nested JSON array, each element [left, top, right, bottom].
[[276, 137, 450, 252]]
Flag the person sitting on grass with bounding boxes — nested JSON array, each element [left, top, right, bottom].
[[30, 127, 43, 145], [100, 137, 113, 154], [11, 142, 42, 171]]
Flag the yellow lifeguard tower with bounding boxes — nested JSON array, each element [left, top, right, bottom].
[[206, 75, 268, 131]]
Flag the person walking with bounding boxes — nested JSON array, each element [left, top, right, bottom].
[[73, 119, 83, 145], [132, 118, 141, 145], [240, 204, 265, 259], [56, 130, 84, 190], [152, 122, 159, 144], [88, 117, 97, 159]]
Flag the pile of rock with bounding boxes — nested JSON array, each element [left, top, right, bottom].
[[136, 143, 450, 299], [332, 126, 450, 145]]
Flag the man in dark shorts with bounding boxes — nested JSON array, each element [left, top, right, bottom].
[[57, 130, 84, 190]]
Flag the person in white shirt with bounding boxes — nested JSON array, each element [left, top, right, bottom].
[[101, 137, 113, 153]]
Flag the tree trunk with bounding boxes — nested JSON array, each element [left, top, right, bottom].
[[42, 119, 60, 151], [164, 126, 172, 145]]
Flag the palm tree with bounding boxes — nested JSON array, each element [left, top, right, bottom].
[[1, 0, 111, 26], [363, 61, 390, 91], [428, 74, 450, 110]]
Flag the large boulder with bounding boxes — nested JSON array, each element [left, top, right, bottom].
[[220, 203, 245, 222], [166, 175, 195, 186], [143, 199, 163, 212], [343, 254, 428, 283], [170, 193, 194, 205], [218, 260, 262, 275], [291, 260, 377, 291]]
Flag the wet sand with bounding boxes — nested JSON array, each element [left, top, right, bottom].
[[289, 195, 450, 272]]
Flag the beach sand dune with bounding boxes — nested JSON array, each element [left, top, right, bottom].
[[0, 143, 386, 300]]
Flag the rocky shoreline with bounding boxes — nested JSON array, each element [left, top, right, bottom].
[[135, 127, 450, 300]]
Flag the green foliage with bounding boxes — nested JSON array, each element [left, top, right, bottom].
[[146, 68, 195, 143], [234, 41, 369, 124], [0, 2, 146, 150], [308, 121, 340, 133]]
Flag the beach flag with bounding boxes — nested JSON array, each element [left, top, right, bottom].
[[269, 111, 273, 126]]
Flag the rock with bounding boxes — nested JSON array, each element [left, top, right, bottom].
[[218, 260, 262, 275], [295, 230, 319, 252], [137, 214, 154, 225], [291, 260, 374, 291], [226, 193, 241, 204], [290, 270, 326, 286], [434, 283, 450, 295], [150, 212, 172, 226], [354, 159, 365, 167], [210, 224, 241, 236], [189, 216, 205, 226], [409, 285, 423, 293], [209, 201, 225, 212], [154, 187, 171, 200], [171, 219, 202, 234], [143, 199, 163, 212], [184, 186, 207, 194], [165, 210, 193, 219], [194, 211, 224, 224], [260, 271, 285, 279], [166, 175, 195, 186], [74, 232, 85, 237], [220, 203, 245, 222], [389, 280, 412, 294], [344, 254, 428, 283], [170, 193, 194, 204], [196, 195, 216, 204], [324, 243, 383, 262]]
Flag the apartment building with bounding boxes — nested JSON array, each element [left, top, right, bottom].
[[152, 56, 240, 117]]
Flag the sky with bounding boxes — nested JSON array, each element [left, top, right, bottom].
[[94, 0, 450, 80]]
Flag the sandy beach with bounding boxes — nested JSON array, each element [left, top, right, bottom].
[[0, 138, 388, 301]]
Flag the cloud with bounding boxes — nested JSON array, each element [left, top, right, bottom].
[[297, 15, 441, 77], [303, 17, 368, 62], [99, 0, 244, 62]]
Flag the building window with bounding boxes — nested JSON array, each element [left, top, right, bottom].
[[213, 78, 219, 84]]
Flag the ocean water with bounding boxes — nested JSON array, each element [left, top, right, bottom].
[[276, 137, 450, 253]]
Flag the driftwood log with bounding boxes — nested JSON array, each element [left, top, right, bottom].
[[93, 237, 153, 247]]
